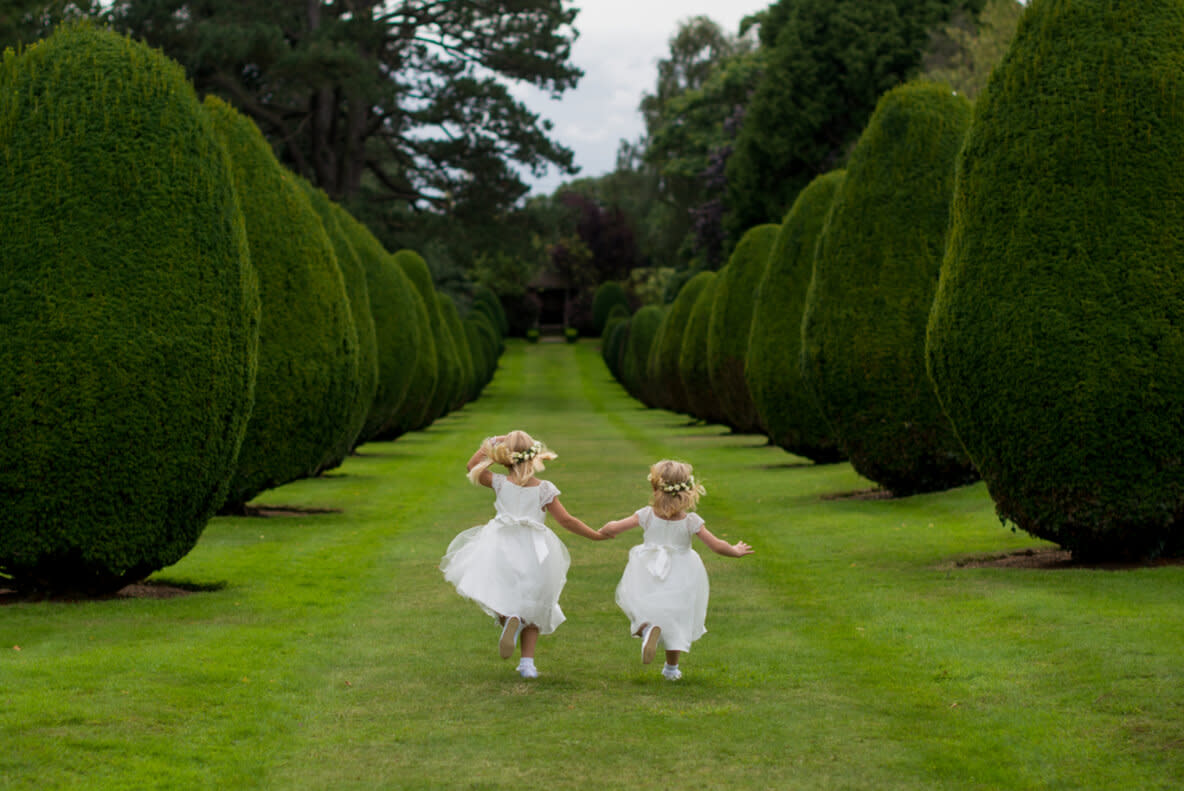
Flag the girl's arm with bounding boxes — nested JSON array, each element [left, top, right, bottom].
[[599, 513, 640, 538], [466, 436, 503, 488], [545, 498, 609, 541], [695, 525, 754, 558]]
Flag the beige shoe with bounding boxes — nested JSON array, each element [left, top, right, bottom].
[[641, 625, 661, 665], [499, 616, 520, 659]]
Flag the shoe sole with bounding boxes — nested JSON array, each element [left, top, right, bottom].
[[642, 626, 661, 665], [499, 616, 520, 659]]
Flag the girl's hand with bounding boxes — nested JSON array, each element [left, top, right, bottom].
[[732, 541, 754, 557]]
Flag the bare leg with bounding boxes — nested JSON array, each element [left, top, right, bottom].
[[665, 649, 680, 666], [520, 625, 540, 659]]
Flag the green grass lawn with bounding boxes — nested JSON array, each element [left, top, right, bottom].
[[2, 340, 1182, 790]]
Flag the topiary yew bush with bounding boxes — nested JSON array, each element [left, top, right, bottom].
[[602, 316, 631, 380], [707, 224, 779, 434], [748, 171, 846, 463], [927, 0, 1184, 560], [592, 281, 630, 336], [0, 26, 259, 591], [649, 271, 715, 416], [299, 180, 379, 466], [440, 292, 476, 408], [621, 305, 665, 402], [679, 272, 728, 424], [801, 81, 977, 495], [395, 249, 458, 428], [333, 206, 422, 444], [206, 97, 361, 510]]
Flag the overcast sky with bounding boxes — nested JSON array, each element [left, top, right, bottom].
[[514, 0, 774, 196]]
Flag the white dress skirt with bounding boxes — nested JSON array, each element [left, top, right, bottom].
[[440, 474, 570, 634], [614, 506, 709, 652]]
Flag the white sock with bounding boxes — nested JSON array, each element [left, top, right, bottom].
[[663, 663, 677, 672], [517, 657, 535, 669]]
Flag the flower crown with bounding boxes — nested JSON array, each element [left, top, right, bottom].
[[659, 477, 695, 494], [510, 441, 543, 464]]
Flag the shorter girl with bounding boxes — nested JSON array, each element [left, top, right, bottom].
[[441, 430, 605, 679], [600, 460, 752, 680]]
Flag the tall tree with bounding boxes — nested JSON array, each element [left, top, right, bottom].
[[107, 0, 582, 236], [724, 0, 978, 241]]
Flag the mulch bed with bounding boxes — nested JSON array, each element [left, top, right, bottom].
[[0, 579, 199, 605], [950, 547, 1184, 571]]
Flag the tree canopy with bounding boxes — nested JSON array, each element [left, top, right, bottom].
[[106, 0, 582, 238]]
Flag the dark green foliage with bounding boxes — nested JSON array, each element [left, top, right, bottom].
[[468, 300, 506, 357], [465, 316, 498, 392], [679, 272, 727, 423], [649, 272, 714, 415], [927, 0, 1184, 559], [299, 179, 379, 464], [707, 224, 779, 433], [621, 306, 665, 401], [0, 26, 258, 591], [333, 206, 422, 443], [592, 281, 631, 335], [747, 171, 847, 463], [440, 292, 476, 408], [396, 249, 460, 426], [206, 96, 361, 509], [602, 316, 631, 379], [801, 81, 976, 495], [726, 0, 974, 238], [471, 284, 509, 338]]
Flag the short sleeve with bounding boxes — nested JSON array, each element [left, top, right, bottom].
[[538, 480, 560, 508], [686, 513, 705, 534], [490, 473, 505, 493], [634, 506, 653, 527]]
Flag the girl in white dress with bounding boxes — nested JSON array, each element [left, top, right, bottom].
[[600, 460, 752, 680], [441, 430, 605, 679]]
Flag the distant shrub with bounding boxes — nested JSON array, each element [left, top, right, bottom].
[[0, 26, 258, 591], [526, 328, 541, 343], [621, 305, 665, 402], [679, 273, 726, 424], [591, 281, 630, 336], [396, 249, 460, 426], [565, 327, 579, 343]]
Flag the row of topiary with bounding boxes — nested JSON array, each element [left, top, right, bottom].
[[601, 0, 1184, 562], [0, 25, 506, 593]]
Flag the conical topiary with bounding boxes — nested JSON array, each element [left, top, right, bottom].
[[472, 284, 509, 339], [332, 206, 421, 443], [395, 250, 458, 428], [298, 180, 379, 464], [747, 170, 846, 463], [440, 292, 476, 408], [621, 305, 665, 402], [679, 272, 726, 424], [592, 281, 631, 336], [801, 81, 977, 495], [205, 96, 361, 509], [603, 316, 631, 380], [927, 0, 1184, 560], [649, 271, 715, 416], [0, 26, 258, 591], [707, 224, 779, 434]]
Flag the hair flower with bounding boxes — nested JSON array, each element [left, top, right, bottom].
[[510, 441, 542, 464], [660, 477, 694, 493]]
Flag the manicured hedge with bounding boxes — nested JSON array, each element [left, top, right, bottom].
[[927, 0, 1184, 559], [332, 206, 422, 443], [621, 306, 665, 401], [299, 180, 379, 465], [592, 281, 630, 336], [206, 96, 361, 509], [440, 292, 476, 408], [0, 26, 259, 591], [801, 81, 976, 495], [649, 271, 715, 416], [679, 272, 727, 424], [747, 171, 846, 463], [472, 284, 509, 339], [395, 250, 457, 428], [602, 316, 631, 380], [707, 224, 779, 434]]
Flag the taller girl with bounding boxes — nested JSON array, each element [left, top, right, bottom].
[[441, 430, 605, 679]]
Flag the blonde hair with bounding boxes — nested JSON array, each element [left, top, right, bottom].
[[467, 430, 557, 486], [648, 459, 706, 519]]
